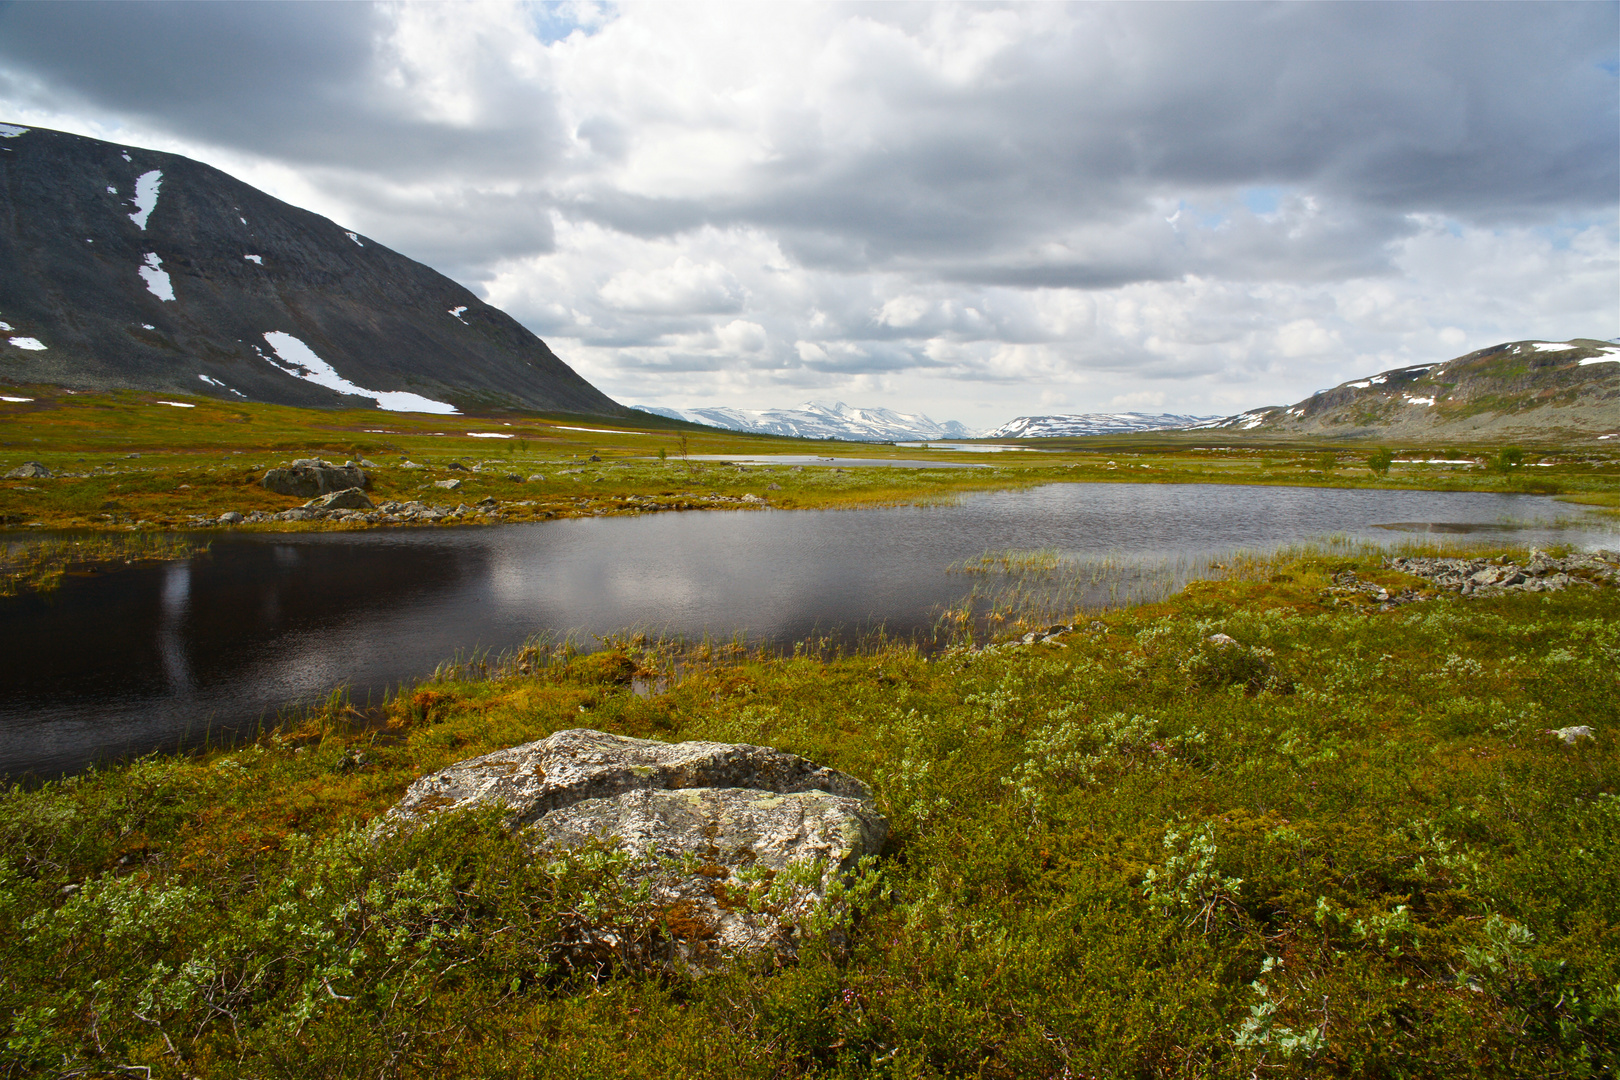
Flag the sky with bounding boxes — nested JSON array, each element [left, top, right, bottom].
[[0, 1, 1615, 429]]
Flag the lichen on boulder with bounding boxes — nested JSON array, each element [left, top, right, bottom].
[[390, 728, 888, 970]]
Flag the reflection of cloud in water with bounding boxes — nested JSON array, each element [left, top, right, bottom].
[[158, 561, 193, 694]]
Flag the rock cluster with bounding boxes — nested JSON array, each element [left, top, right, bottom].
[[4, 461, 51, 479], [1323, 571, 1425, 610], [1384, 550, 1620, 596], [391, 729, 888, 970], [261, 458, 369, 498]]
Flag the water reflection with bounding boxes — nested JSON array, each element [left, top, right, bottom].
[[1, 482, 1613, 778], [158, 561, 193, 695]]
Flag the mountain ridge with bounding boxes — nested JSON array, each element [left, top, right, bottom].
[[638, 400, 977, 442], [0, 123, 624, 416], [1193, 339, 1619, 439], [985, 412, 1220, 438]]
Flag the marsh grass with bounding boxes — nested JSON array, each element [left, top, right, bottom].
[[0, 532, 203, 595], [1, 545, 1618, 1078], [939, 536, 1482, 642]]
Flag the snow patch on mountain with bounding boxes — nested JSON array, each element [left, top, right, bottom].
[[639, 401, 978, 442], [138, 253, 174, 301], [986, 413, 1219, 438], [129, 171, 162, 230], [259, 332, 457, 414]]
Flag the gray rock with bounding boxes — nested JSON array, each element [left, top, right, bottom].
[[391, 728, 887, 969], [1387, 552, 1617, 597], [305, 487, 374, 511], [5, 461, 51, 479], [433, 478, 463, 490], [400, 460, 426, 470], [526, 474, 546, 482], [218, 511, 243, 524], [1549, 725, 1594, 745], [262, 460, 369, 498]]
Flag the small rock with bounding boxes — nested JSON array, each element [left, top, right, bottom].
[[1549, 725, 1594, 745], [359, 459, 379, 468], [400, 460, 426, 470], [742, 493, 763, 503], [5, 461, 50, 479], [1206, 633, 1239, 647], [218, 511, 243, 524], [433, 478, 462, 490], [526, 474, 546, 482], [446, 462, 470, 472], [305, 487, 374, 511], [505, 473, 522, 482], [589, 454, 602, 462], [767, 482, 781, 490]]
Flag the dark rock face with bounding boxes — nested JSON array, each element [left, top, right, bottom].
[[0, 124, 627, 416], [391, 728, 888, 969], [261, 459, 368, 497]]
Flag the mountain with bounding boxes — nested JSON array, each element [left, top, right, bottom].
[[638, 401, 979, 442], [985, 412, 1220, 438], [1190, 340, 1620, 439], [0, 123, 623, 416]]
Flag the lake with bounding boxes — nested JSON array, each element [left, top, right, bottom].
[[2, 482, 1613, 777]]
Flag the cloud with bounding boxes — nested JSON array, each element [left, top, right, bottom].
[[0, 0, 1614, 429], [599, 257, 746, 314]]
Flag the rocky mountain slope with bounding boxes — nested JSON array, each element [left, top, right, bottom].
[[985, 412, 1219, 438], [0, 123, 624, 416], [1193, 339, 1619, 440], [639, 400, 977, 442]]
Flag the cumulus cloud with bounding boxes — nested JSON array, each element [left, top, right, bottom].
[[0, 1, 1614, 427]]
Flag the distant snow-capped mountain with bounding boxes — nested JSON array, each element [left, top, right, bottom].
[[638, 401, 979, 442], [985, 413, 1220, 438]]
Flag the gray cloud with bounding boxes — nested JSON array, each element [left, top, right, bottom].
[[0, 1, 1613, 426]]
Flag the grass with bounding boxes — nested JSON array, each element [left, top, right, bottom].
[[1, 386, 1617, 533], [0, 532, 202, 595], [2, 544, 1616, 1077]]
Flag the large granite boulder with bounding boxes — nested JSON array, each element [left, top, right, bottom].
[[391, 728, 888, 969], [262, 458, 369, 498]]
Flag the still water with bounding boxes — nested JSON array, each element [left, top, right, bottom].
[[3, 482, 1612, 777]]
